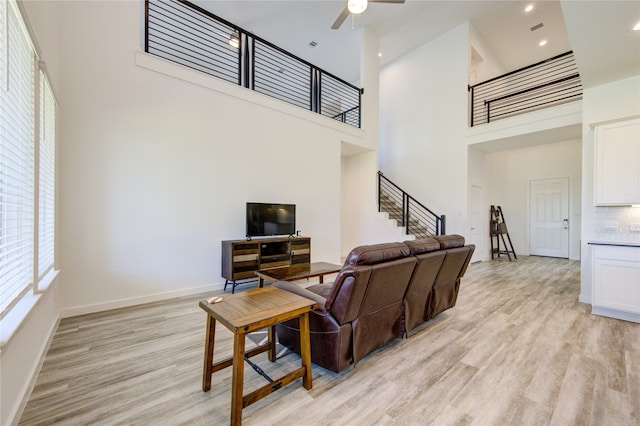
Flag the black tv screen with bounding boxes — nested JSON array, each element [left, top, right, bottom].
[[246, 203, 296, 238]]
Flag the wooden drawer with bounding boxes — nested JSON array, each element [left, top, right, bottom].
[[292, 254, 310, 265], [291, 239, 310, 249], [233, 253, 259, 262], [233, 243, 259, 255]]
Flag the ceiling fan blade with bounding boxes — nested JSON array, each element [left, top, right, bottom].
[[331, 6, 351, 29], [369, 0, 405, 3]]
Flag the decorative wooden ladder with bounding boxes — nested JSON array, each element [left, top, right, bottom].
[[490, 205, 517, 261]]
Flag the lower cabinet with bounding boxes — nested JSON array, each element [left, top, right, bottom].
[[221, 237, 311, 283], [592, 244, 640, 323]]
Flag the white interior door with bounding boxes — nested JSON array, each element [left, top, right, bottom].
[[470, 185, 483, 263], [529, 178, 569, 258]]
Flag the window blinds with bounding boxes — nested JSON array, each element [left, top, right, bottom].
[[0, 0, 36, 315], [38, 71, 55, 279]]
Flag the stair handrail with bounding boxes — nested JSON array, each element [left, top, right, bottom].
[[377, 171, 446, 236]]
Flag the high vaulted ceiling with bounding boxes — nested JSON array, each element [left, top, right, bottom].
[[194, 1, 640, 88]]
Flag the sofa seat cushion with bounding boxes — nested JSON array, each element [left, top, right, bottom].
[[343, 242, 410, 266], [273, 280, 328, 312], [306, 284, 333, 299]]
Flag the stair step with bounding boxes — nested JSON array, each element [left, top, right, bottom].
[[379, 193, 435, 239], [379, 173, 443, 239]]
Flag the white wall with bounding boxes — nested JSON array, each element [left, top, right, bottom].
[[468, 23, 505, 84], [380, 23, 470, 237], [1, 287, 61, 426], [1, 3, 62, 425], [580, 75, 640, 303], [55, 1, 367, 315], [5, 2, 371, 422], [484, 139, 582, 260], [339, 27, 409, 256]]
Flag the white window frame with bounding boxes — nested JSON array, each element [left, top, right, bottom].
[[0, 0, 58, 341]]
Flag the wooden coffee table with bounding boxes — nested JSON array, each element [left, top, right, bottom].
[[199, 286, 318, 425], [256, 261, 342, 287]]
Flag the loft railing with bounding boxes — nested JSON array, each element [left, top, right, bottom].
[[378, 171, 446, 238], [145, 0, 361, 128], [468, 51, 582, 127]]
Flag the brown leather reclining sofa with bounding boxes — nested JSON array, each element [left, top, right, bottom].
[[274, 235, 475, 373]]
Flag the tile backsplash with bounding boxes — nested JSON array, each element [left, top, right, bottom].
[[595, 206, 640, 242]]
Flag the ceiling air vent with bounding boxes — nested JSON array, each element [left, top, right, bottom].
[[530, 22, 544, 32]]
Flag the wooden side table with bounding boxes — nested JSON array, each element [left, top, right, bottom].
[[199, 287, 317, 425]]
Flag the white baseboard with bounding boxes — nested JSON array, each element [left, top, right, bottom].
[[61, 282, 225, 318], [10, 315, 61, 426], [592, 306, 640, 323]]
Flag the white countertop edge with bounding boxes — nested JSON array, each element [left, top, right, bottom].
[[588, 240, 640, 247]]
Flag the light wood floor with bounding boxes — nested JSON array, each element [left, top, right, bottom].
[[19, 256, 640, 425]]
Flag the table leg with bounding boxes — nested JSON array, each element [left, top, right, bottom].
[[202, 315, 216, 391], [268, 325, 276, 362], [299, 312, 313, 390], [319, 274, 324, 284], [258, 276, 264, 287], [231, 332, 246, 426]]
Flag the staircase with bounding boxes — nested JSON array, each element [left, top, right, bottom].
[[378, 193, 430, 238], [378, 171, 446, 239]]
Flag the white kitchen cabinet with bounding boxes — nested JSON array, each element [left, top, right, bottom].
[[592, 244, 640, 323], [594, 118, 640, 206]]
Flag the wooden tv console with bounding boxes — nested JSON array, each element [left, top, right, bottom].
[[221, 236, 310, 293]]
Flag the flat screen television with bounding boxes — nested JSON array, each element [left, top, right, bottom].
[[246, 202, 296, 238]]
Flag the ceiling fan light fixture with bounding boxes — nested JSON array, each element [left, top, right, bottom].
[[348, 0, 368, 15]]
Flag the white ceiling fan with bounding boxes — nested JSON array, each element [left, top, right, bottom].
[[331, 0, 406, 30]]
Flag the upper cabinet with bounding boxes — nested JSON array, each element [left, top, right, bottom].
[[594, 118, 640, 206]]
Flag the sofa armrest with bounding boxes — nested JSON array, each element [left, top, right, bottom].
[[273, 281, 328, 311]]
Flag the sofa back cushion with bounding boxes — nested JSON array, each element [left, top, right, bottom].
[[324, 266, 372, 325], [433, 245, 472, 289], [403, 237, 441, 255], [403, 250, 447, 334], [325, 242, 410, 326], [433, 234, 465, 249], [343, 242, 410, 266], [351, 255, 416, 364], [428, 244, 475, 318]]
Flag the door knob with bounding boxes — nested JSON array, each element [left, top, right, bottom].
[[563, 218, 569, 229]]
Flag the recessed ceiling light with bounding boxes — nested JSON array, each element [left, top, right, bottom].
[[539, 39, 547, 47], [378, 52, 382, 57], [525, 4, 534, 13], [633, 21, 640, 31]]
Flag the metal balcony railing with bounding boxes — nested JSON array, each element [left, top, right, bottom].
[[469, 51, 582, 127], [145, 0, 361, 128]]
